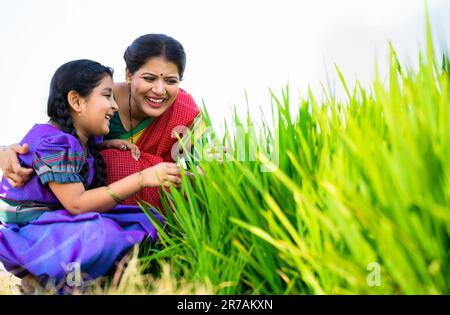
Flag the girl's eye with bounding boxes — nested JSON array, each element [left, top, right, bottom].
[[166, 79, 179, 85], [144, 77, 155, 82]]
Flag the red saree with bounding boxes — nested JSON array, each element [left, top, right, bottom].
[[100, 89, 200, 208]]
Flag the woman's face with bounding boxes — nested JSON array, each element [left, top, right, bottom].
[[126, 56, 180, 119]]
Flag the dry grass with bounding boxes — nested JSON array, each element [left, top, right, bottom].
[[87, 246, 214, 295], [0, 263, 21, 295]]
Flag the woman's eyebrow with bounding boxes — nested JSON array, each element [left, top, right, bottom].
[[103, 88, 113, 92], [141, 72, 179, 79]]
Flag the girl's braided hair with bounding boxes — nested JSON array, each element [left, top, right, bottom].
[[47, 59, 114, 188]]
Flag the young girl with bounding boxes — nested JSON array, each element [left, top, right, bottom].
[[0, 59, 181, 292]]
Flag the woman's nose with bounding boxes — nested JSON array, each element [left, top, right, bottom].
[[152, 80, 166, 96]]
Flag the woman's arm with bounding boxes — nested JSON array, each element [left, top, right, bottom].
[[0, 143, 34, 187], [48, 162, 181, 215]]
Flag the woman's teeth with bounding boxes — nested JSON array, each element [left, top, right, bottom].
[[146, 97, 164, 104]]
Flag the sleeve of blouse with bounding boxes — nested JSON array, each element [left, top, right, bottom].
[[32, 133, 86, 185]]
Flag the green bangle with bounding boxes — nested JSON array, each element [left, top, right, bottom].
[[105, 185, 123, 204]]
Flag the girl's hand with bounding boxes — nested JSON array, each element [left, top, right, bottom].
[[102, 139, 141, 160], [142, 162, 181, 188]]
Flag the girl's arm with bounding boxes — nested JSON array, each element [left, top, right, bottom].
[[48, 162, 181, 215]]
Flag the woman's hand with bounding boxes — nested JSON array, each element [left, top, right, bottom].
[[142, 162, 181, 188], [102, 139, 141, 161], [0, 143, 34, 187]]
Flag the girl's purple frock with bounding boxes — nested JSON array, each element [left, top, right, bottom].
[[0, 124, 162, 285]]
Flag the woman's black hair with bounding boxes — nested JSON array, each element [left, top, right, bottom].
[[47, 59, 114, 189], [124, 34, 187, 79]]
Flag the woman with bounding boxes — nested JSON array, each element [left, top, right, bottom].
[[0, 34, 206, 209]]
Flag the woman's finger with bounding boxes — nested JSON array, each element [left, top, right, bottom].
[[16, 167, 34, 177], [130, 146, 141, 161], [167, 166, 181, 176], [11, 143, 29, 155], [5, 173, 20, 188], [164, 162, 178, 168], [168, 175, 181, 183], [164, 176, 182, 188], [13, 163, 33, 178], [6, 167, 23, 180]]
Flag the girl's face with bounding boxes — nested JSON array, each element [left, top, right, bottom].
[[126, 56, 180, 119], [76, 75, 118, 138]]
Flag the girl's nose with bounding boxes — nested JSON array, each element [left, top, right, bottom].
[[111, 97, 119, 111]]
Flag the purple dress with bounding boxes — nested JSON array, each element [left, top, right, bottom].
[[0, 124, 162, 285]]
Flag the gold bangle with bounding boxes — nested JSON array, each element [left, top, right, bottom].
[[105, 185, 123, 204], [138, 171, 144, 189]]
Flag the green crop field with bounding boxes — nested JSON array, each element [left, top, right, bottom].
[[132, 15, 449, 295]]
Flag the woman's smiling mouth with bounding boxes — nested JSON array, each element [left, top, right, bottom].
[[145, 96, 165, 108]]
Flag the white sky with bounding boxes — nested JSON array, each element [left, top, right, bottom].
[[0, 0, 449, 145]]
